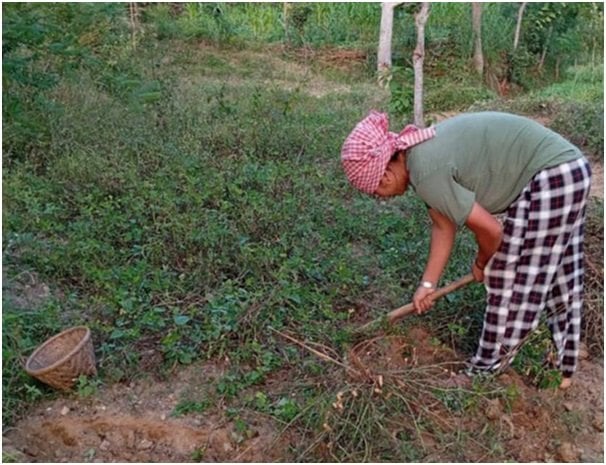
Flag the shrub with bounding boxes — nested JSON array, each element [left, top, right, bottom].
[[550, 101, 604, 159]]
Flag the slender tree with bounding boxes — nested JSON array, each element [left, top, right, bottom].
[[413, 2, 430, 127], [471, 3, 484, 77], [129, 2, 140, 48], [377, 2, 404, 72], [538, 24, 553, 71], [513, 2, 527, 50], [283, 2, 290, 44]]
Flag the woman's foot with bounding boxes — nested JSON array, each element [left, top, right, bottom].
[[559, 377, 572, 389]]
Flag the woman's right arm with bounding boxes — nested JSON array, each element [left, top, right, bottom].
[[413, 208, 457, 313]]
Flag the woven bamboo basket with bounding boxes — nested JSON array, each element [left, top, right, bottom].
[[25, 326, 97, 390]]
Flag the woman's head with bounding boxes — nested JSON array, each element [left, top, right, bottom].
[[340, 110, 435, 196], [374, 151, 410, 198], [340, 111, 395, 194]]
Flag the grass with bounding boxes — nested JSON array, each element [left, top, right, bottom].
[[534, 65, 604, 103], [2, 5, 603, 461]]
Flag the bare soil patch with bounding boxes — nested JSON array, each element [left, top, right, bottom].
[[590, 160, 604, 198], [3, 362, 293, 463]]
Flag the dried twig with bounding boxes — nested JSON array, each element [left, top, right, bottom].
[[269, 327, 362, 376]]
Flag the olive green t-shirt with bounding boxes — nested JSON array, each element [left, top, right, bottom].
[[406, 112, 583, 226]]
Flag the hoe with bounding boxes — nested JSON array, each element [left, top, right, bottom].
[[358, 273, 475, 332]]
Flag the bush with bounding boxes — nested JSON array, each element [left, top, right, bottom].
[[550, 101, 604, 159]]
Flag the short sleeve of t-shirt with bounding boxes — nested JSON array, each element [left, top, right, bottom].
[[414, 168, 476, 226]]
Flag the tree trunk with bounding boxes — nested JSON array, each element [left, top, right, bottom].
[[283, 2, 290, 45], [513, 2, 527, 50], [471, 3, 484, 77], [129, 2, 140, 48], [413, 3, 430, 127], [538, 25, 552, 72], [377, 2, 404, 72], [592, 35, 596, 68]]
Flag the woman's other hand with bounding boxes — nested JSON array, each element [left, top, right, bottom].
[[472, 259, 485, 282]]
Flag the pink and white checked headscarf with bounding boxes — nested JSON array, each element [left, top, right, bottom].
[[341, 110, 436, 194]]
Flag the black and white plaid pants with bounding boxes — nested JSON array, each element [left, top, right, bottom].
[[469, 156, 592, 378]]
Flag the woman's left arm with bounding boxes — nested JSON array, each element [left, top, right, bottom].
[[465, 202, 503, 281]]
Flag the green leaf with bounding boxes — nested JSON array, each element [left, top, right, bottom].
[[137, 91, 162, 103], [174, 315, 190, 326]]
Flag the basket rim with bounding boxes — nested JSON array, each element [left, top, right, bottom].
[[25, 326, 92, 376]]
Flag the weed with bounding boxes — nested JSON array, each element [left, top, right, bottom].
[[561, 410, 584, 434], [2, 451, 24, 463], [172, 399, 210, 417], [2, 296, 65, 424], [435, 387, 474, 413], [510, 327, 563, 389], [190, 447, 206, 462], [75, 375, 102, 398], [81, 448, 96, 462], [274, 397, 301, 423], [288, 370, 514, 462]]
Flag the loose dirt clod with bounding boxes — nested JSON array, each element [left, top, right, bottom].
[[592, 415, 604, 432], [485, 398, 502, 420], [558, 441, 580, 462]]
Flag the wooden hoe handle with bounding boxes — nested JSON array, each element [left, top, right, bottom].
[[387, 273, 476, 324]]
